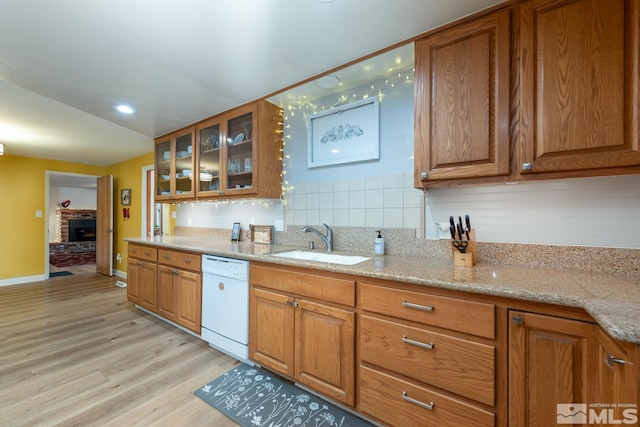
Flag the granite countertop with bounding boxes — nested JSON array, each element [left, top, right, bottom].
[[125, 235, 640, 344]]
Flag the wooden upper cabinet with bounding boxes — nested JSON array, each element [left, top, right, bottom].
[[155, 128, 195, 201], [414, 9, 511, 186], [194, 100, 283, 200], [518, 0, 640, 175]]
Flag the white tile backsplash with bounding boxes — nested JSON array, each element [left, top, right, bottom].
[[285, 173, 422, 232]]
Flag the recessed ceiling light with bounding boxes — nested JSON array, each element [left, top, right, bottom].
[[316, 75, 340, 89], [115, 104, 135, 114]]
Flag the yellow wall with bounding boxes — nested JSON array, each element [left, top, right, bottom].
[[106, 152, 154, 272], [0, 155, 106, 279]]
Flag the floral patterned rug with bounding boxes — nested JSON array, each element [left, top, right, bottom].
[[195, 364, 373, 427]]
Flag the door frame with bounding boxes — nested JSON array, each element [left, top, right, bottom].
[[141, 164, 154, 237], [44, 171, 101, 279]]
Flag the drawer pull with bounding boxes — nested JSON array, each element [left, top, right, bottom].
[[402, 392, 434, 411], [136, 261, 143, 266], [402, 301, 434, 312], [606, 353, 626, 367], [162, 254, 171, 259], [402, 335, 434, 350], [144, 251, 152, 256], [182, 258, 192, 264], [131, 248, 137, 253]]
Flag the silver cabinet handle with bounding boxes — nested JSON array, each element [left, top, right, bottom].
[[136, 261, 143, 266], [420, 172, 428, 180], [131, 248, 138, 253], [402, 301, 434, 312], [162, 254, 171, 259], [173, 270, 179, 275], [144, 251, 152, 256], [402, 335, 434, 350], [402, 392, 434, 410], [183, 258, 192, 264], [607, 353, 626, 367], [522, 162, 532, 171]]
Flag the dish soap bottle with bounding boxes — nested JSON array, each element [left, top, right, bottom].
[[374, 231, 385, 255]]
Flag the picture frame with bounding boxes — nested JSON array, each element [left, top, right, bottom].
[[307, 98, 379, 168], [121, 188, 131, 206]]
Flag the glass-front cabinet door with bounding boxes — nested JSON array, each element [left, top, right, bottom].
[[196, 119, 222, 196], [155, 128, 194, 201], [155, 137, 172, 199], [225, 108, 254, 194]]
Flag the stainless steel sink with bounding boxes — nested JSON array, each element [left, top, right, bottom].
[[271, 250, 369, 265]]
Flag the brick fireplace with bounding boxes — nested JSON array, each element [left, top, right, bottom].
[[49, 209, 97, 267]]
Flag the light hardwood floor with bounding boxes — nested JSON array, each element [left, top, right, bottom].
[[0, 273, 240, 426]]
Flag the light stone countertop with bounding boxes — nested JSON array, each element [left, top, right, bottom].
[[125, 235, 640, 344]]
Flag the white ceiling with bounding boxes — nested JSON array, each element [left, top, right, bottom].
[[0, 0, 505, 167]]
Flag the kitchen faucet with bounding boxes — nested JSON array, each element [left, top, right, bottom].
[[302, 223, 334, 252]]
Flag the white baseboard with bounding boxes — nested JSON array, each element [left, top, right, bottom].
[[0, 275, 46, 287], [114, 269, 127, 279]]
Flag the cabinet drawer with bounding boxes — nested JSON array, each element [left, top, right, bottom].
[[158, 249, 201, 272], [158, 249, 177, 266], [359, 366, 494, 427], [360, 315, 495, 406], [251, 264, 355, 306], [128, 244, 157, 262], [359, 282, 495, 338]]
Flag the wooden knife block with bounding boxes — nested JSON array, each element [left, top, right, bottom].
[[452, 229, 477, 267]]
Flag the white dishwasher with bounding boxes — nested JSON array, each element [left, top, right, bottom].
[[201, 255, 251, 363]]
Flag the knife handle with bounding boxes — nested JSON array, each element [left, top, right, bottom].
[[465, 215, 471, 231]]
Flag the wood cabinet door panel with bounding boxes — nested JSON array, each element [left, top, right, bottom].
[[176, 270, 202, 333], [295, 299, 355, 406], [415, 9, 510, 183], [126, 259, 142, 304], [519, 0, 640, 173], [360, 315, 495, 406], [508, 310, 597, 426], [595, 328, 639, 417], [249, 288, 295, 377], [157, 265, 178, 322], [359, 366, 495, 427], [138, 260, 157, 311]]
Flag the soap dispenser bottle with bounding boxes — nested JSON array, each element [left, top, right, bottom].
[[374, 231, 385, 255]]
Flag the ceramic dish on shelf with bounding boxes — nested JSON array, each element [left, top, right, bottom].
[[182, 169, 192, 177], [233, 133, 244, 144], [163, 151, 170, 160], [161, 174, 170, 180], [177, 151, 188, 157]]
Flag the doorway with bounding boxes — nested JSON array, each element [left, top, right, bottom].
[[45, 172, 109, 278]]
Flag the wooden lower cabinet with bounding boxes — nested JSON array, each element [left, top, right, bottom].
[[127, 258, 157, 311], [157, 265, 202, 333], [249, 282, 355, 406], [595, 328, 639, 423], [250, 288, 294, 376], [508, 310, 597, 426], [295, 298, 355, 406], [127, 244, 201, 334]]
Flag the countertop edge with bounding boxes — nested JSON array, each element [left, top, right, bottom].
[[124, 237, 640, 345]]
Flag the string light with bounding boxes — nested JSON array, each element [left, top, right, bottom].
[[280, 68, 414, 200]]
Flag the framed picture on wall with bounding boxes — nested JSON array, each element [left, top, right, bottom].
[[307, 98, 379, 168], [121, 188, 131, 206]]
